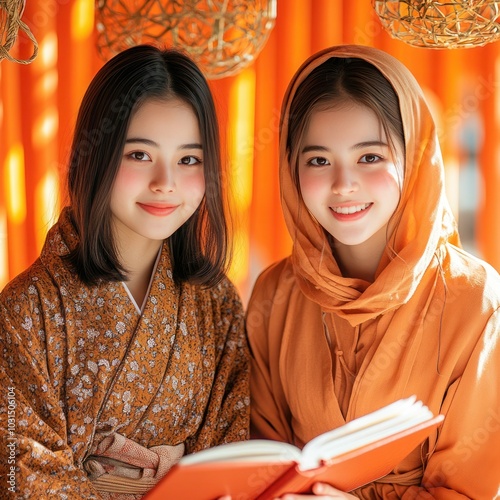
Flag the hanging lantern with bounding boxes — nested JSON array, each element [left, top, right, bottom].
[[95, 0, 277, 79], [372, 1, 500, 48], [0, 0, 38, 63]]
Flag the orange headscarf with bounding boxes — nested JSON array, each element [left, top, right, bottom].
[[280, 45, 459, 326]]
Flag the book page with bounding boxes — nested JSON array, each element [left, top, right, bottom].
[[178, 439, 301, 465], [299, 396, 434, 470]]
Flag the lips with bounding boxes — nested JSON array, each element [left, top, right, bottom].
[[137, 202, 178, 216]]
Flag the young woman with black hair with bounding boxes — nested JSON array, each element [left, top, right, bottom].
[[0, 45, 249, 499]]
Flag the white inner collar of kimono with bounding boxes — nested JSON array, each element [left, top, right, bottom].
[[121, 247, 162, 315]]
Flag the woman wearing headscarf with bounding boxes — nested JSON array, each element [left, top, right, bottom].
[[246, 45, 500, 499]]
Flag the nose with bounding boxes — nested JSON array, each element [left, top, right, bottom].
[[331, 165, 358, 195], [150, 161, 175, 193]]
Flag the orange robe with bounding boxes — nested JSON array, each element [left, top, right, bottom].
[[0, 208, 250, 498], [247, 45, 500, 499]]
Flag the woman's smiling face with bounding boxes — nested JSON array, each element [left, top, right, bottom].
[[298, 102, 403, 252], [110, 98, 205, 250]]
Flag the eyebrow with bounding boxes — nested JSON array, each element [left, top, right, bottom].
[[125, 138, 203, 150], [301, 140, 389, 154]]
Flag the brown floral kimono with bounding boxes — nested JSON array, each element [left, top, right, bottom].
[[0, 207, 250, 499]]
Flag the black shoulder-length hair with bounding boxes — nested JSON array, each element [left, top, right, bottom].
[[67, 44, 229, 288]]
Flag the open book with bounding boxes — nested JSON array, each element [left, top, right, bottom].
[[144, 396, 444, 500]]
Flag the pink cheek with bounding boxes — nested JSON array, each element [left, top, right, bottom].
[[366, 170, 400, 193], [183, 174, 206, 196], [196, 175, 206, 192], [300, 174, 325, 198], [114, 169, 142, 190]]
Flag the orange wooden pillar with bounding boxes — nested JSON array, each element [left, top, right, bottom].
[[250, 7, 290, 280], [433, 48, 464, 219], [227, 67, 257, 302], [0, 63, 6, 290], [249, 28, 281, 286], [1, 58, 27, 286], [476, 43, 500, 271], [272, 0, 313, 254], [210, 60, 259, 301], [311, 0, 344, 51], [248, 0, 314, 288], [344, 0, 379, 46], [57, 0, 99, 206], [18, 0, 59, 264]]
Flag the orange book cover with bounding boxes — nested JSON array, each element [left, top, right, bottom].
[[144, 397, 444, 500], [144, 459, 295, 500], [255, 415, 444, 498]]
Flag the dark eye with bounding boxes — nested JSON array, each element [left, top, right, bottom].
[[179, 156, 202, 166], [128, 151, 151, 161], [360, 154, 381, 164], [308, 157, 330, 166]]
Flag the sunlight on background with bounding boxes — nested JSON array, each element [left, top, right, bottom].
[[72, 0, 95, 40], [5, 144, 26, 225], [33, 31, 60, 259], [228, 68, 256, 290], [35, 168, 60, 250], [33, 107, 58, 146], [0, 208, 7, 288], [40, 32, 58, 68]]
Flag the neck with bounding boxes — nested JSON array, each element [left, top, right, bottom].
[[116, 235, 163, 305], [331, 228, 389, 282]]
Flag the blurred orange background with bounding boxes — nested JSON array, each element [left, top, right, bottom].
[[1, 0, 499, 303]]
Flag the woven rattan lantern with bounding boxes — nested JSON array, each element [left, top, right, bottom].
[[95, 0, 277, 79], [0, 0, 38, 63], [372, 1, 500, 48]]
